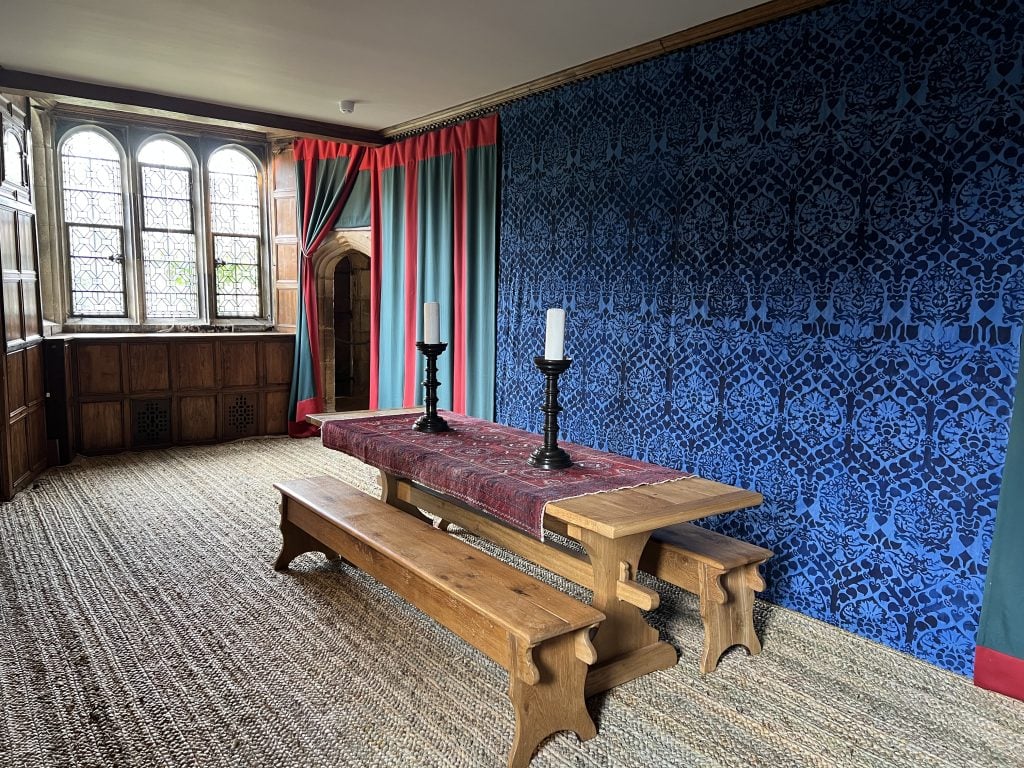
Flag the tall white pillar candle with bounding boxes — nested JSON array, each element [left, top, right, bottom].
[[423, 302, 440, 344], [544, 308, 566, 359]]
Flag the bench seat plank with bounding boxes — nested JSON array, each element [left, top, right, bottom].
[[276, 477, 600, 645]]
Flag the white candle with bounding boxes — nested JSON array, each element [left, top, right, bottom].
[[423, 301, 440, 344], [544, 308, 566, 360]]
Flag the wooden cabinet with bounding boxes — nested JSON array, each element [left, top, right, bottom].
[[62, 332, 294, 455], [0, 93, 46, 500]]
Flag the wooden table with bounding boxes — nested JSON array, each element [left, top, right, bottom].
[[310, 409, 762, 695]]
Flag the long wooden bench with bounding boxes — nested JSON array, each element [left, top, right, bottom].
[[639, 523, 773, 673], [273, 476, 605, 768]]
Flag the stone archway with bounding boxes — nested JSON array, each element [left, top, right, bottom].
[[312, 231, 371, 413]]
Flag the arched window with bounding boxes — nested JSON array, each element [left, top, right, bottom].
[[3, 129, 25, 187], [209, 147, 262, 318], [60, 129, 127, 316], [138, 137, 199, 319], [55, 119, 269, 326]]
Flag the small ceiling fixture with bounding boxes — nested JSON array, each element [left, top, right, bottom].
[[338, 100, 355, 114]]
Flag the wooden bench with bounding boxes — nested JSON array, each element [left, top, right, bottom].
[[273, 476, 605, 768], [639, 523, 773, 673]]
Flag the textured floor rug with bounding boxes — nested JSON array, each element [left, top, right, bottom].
[[0, 437, 1021, 768]]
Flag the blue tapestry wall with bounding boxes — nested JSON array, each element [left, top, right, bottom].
[[495, 0, 1024, 676]]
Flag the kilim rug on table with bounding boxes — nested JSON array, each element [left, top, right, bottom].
[[0, 437, 1021, 768]]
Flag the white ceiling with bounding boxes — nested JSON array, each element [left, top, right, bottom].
[[0, 0, 764, 133]]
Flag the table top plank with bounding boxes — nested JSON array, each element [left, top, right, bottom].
[[545, 478, 763, 539]]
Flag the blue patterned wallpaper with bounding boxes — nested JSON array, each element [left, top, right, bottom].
[[495, 0, 1024, 676]]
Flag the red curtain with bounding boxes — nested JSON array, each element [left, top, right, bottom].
[[287, 140, 367, 437]]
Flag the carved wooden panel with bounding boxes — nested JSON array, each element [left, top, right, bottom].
[[78, 401, 125, 453], [174, 341, 216, 390], [276, 243, 297, 281], [264, 390, 289, 435], [6, 349, 24, 414], [7, 415, 28, 486], [21, 283, 38, 341], [221, 392, 259, 439], [178, 395, 217, 443], [273, 150, 296, 192], [276, 287, 297, 329], [3, 281, 21, 343], [274, 198, 296, 238], [219, 341, 258, 388], [24, 343, 43, 406], [0, 207, 15, 271], [17, 213, 33, 275], [264, 339, 292, 386], [128, 342, 170, 393], [131, 398, 171, 446], [77, 343, 123, 396]]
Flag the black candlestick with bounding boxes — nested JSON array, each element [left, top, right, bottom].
[[413, 342, 450, 433], [528, 356, 573, 470]]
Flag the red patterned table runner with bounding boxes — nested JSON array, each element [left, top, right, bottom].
[[321, 413, 690, 539]]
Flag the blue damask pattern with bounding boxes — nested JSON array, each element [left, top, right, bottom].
[[495, 0, 1024, 676]]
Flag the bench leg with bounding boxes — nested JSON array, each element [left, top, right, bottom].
[[274, 505, 340, 571], [507, 633, 596, 768], [698, 563, 762, 674]]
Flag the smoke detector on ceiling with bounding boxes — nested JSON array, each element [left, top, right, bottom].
[[338, 100, 355, 114]]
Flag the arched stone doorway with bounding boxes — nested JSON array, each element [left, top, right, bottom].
[[312, 231, 371, 413]]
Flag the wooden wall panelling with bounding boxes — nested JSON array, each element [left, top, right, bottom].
[[6, 349, 24, 415], [173, 340, 217, 390], [264, 339, 292, 386], [264, 389, 289, 435], [6, 414, 28, 487], [0, 94, 46, 499], [128, 342, 170, 393], [68, 334, 293, 455], [177, 395, 218, 443], [77, 400, 126, 454], [219, 340, 259, 388], [76, 342, 124, 396], [272, 147, 298, 333]]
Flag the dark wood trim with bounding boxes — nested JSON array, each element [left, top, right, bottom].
[[0, 68, 385, 146], [382, 0, 835, 138]]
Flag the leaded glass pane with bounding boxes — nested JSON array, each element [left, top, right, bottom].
[[214, 235, 259, 317], [61, 131, 123, 227], [67, 225, 125, 316], [64, 131, 119, 161], [138, 139, 190, 168], [209, 148, 256, 175], [141, 166, 192, 231], [210, 200, 259, 235], [142, 232, 198, 318], [3, 130, 24, 186]]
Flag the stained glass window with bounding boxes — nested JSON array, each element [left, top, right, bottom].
[[210, 148, 261, 317], [138, 138, 199, 319], [60, 130, 126, 316]]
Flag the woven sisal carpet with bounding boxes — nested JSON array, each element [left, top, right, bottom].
[[0, 437, 1021, 768]]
